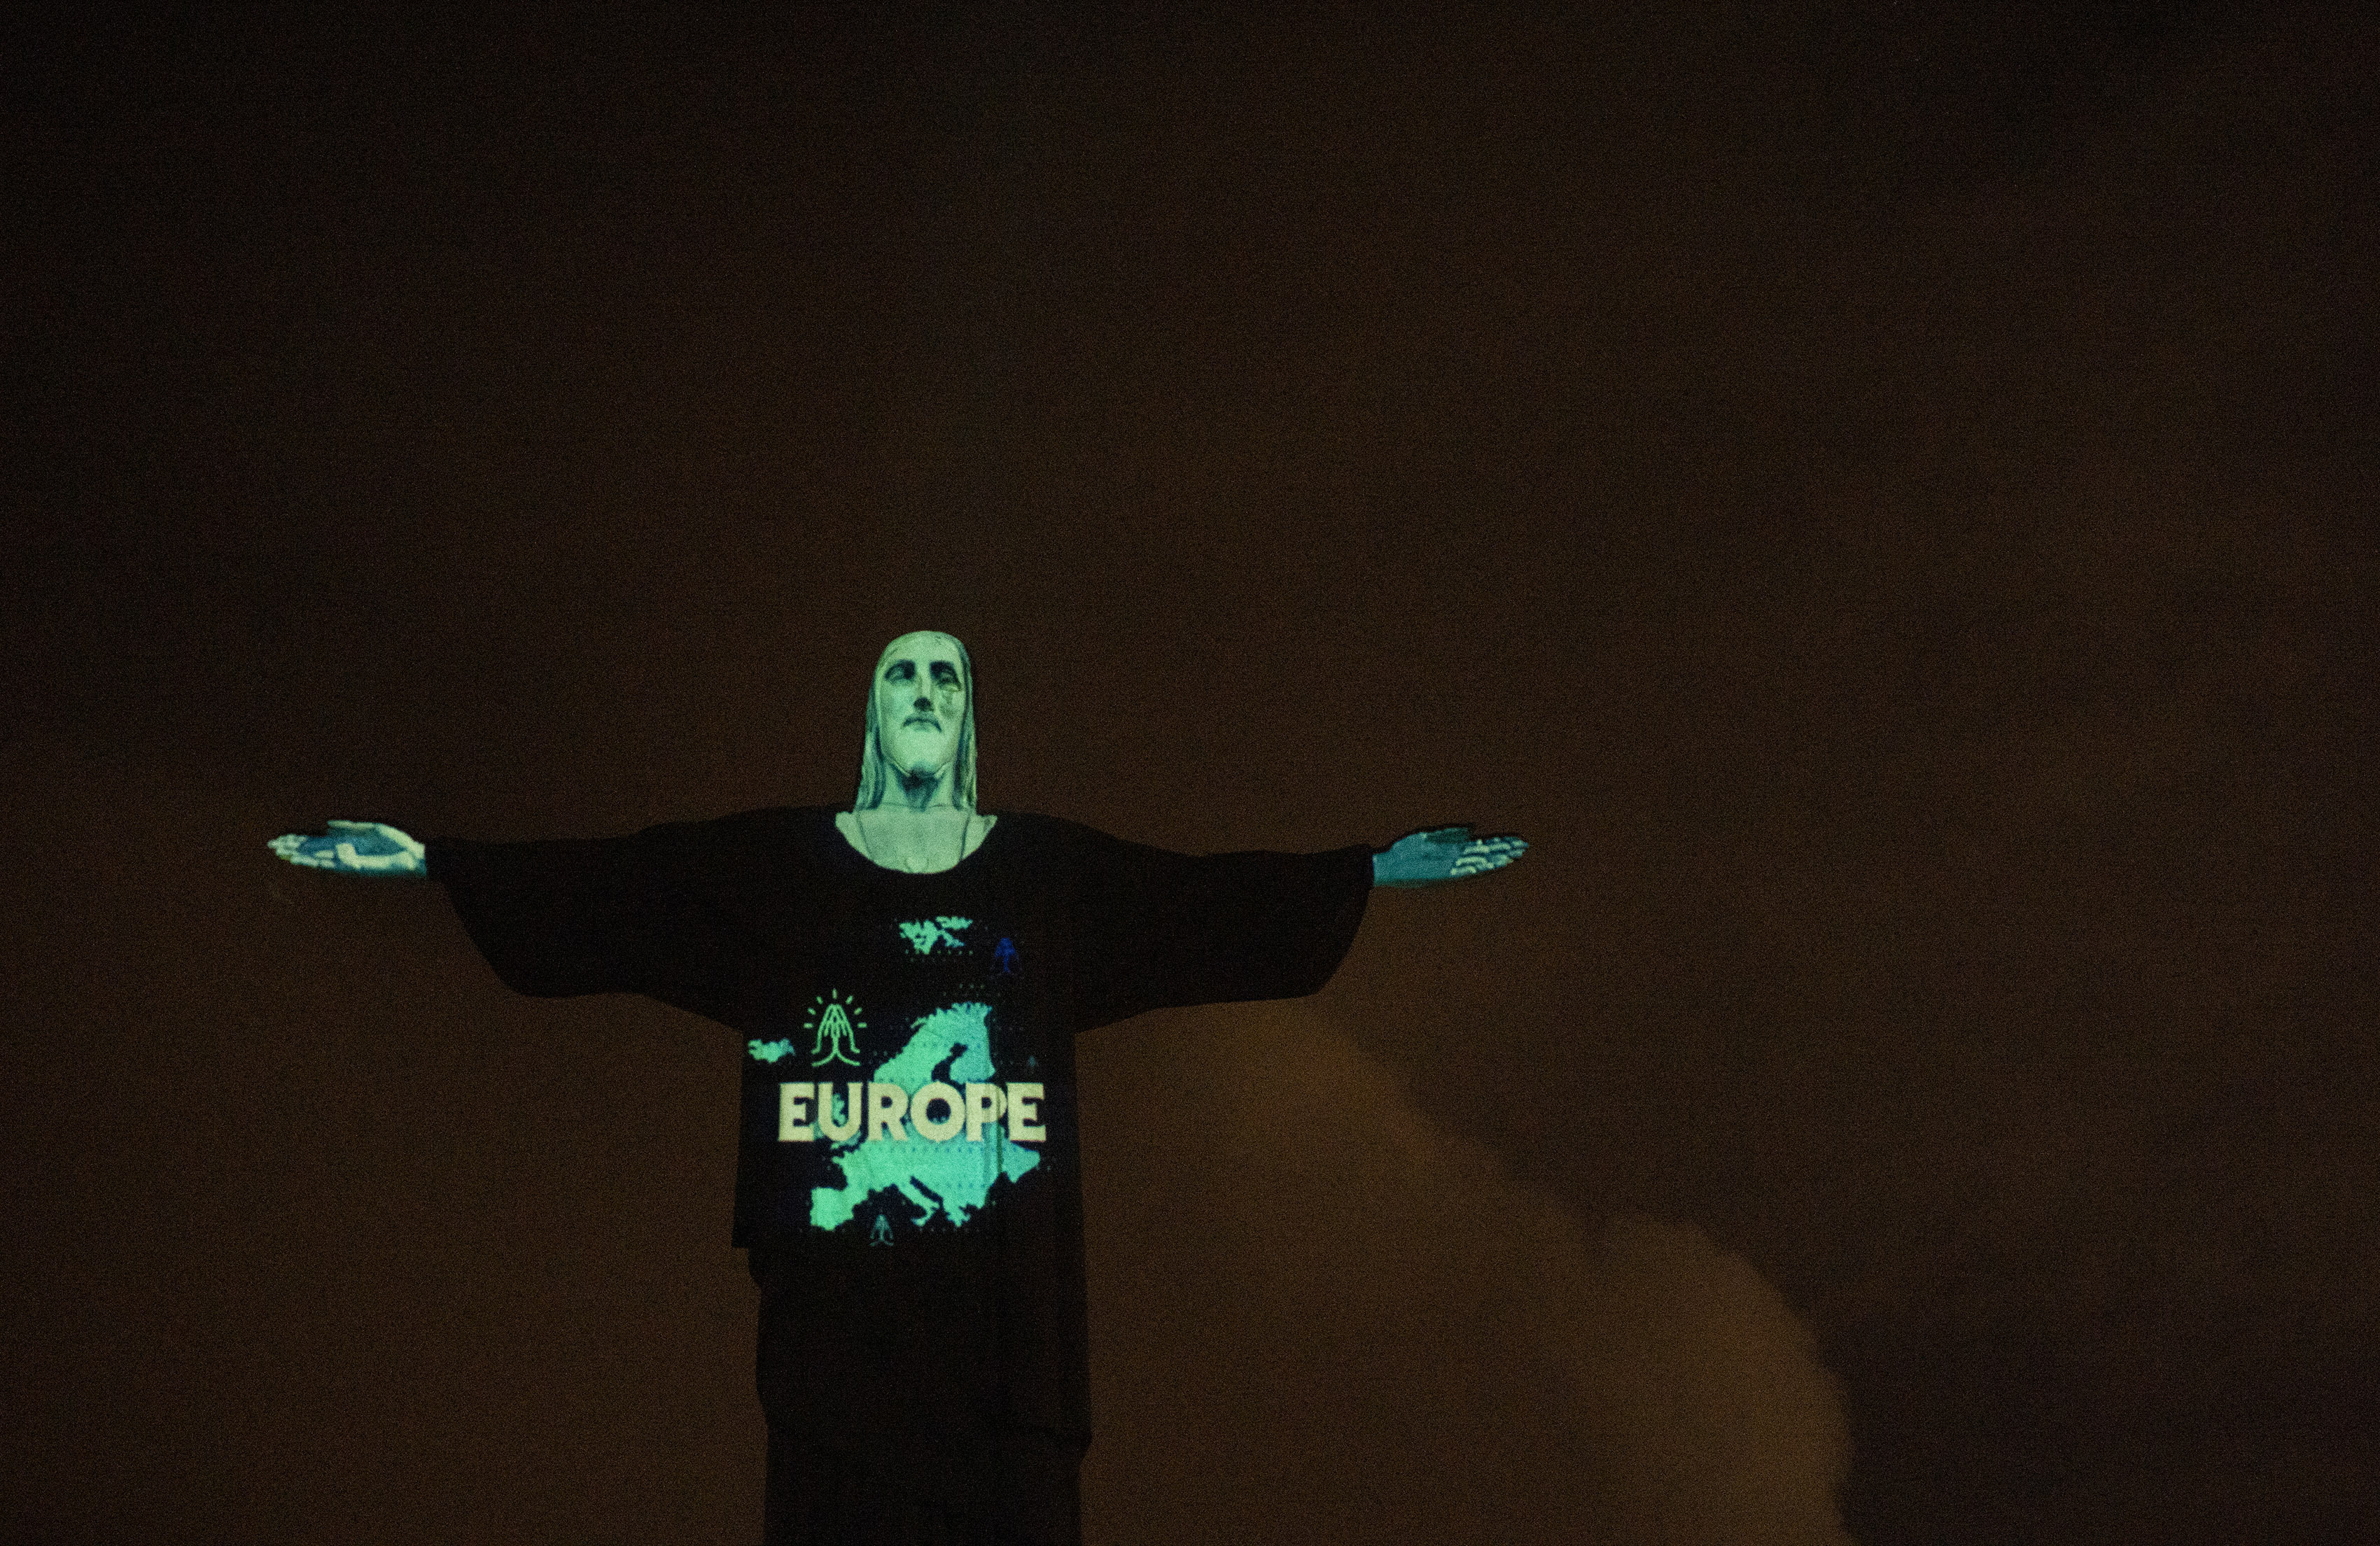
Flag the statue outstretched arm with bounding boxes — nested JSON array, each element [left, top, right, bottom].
[[267, 820, 428, 878], [1371, 826, 1529, 888]]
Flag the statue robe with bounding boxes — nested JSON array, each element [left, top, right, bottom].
[[427, 804, 1372, 1470]]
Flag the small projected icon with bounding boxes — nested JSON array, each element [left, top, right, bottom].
[[806, 990, 865, 1067]]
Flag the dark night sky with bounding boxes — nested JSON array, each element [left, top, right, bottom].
[[5, 6, 2375, 1543]]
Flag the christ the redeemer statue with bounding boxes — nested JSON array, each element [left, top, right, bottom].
[[269, 629, 1527, 1546]]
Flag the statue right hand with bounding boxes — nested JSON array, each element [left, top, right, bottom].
[[267, 820, 428, 877]]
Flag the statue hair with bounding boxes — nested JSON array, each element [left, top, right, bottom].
[[854, 631, 979, 812]]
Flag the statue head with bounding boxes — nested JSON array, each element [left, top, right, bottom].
[[855, 629, 979, 813]]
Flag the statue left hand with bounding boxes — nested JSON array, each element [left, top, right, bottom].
[[1372, 826, 1530, 888]]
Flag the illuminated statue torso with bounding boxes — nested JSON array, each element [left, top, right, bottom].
[[834, 808, 1000, 873]]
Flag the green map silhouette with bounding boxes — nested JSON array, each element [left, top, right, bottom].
[[809, 1001, 1040, 1232]]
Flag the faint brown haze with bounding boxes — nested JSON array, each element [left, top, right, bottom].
[[1082, 1000, 1854, 1546]]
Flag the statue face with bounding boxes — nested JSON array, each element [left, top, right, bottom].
[[874, 631, 967, 786]]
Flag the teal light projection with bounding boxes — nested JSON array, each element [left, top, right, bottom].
[[804, 990, 867, 1067], [898, 915, 974, 953], [788, 1002, 1044, 1232]]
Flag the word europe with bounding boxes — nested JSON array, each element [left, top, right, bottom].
[[778, 1081, 1046, 1145]]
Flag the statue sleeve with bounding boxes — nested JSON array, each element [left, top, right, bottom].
[[426, 819, 727, 1001], [1066, 829, 1376, 1030]]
